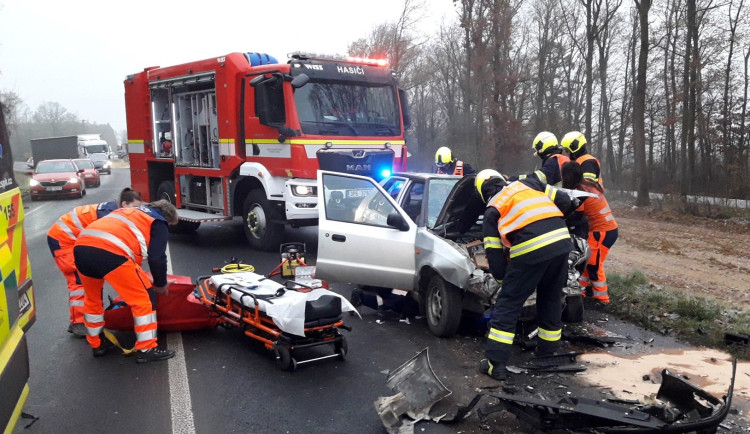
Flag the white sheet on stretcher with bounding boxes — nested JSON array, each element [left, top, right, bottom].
[[209, 272, 360, 337]]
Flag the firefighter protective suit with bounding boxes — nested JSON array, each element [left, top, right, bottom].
[[481, 178, 576, 369]]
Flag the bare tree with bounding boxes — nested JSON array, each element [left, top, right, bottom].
[[633, 0, 651, 206]]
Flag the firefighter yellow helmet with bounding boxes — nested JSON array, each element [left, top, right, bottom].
[[532, 131, 559, 156], [435, 147, 454, 167], [561, 131, 587, 154], [475, 169, 504, 202]]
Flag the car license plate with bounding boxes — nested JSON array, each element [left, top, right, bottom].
[[346, 189, 370, 198], [47, 186, 63, 191]]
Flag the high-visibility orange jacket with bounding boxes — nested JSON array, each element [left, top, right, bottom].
[[579, 184, 617, 232], [47, 202, 118, 249], [76, 206, 169, 286]]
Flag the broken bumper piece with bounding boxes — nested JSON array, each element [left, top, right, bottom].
[[479, 359, 736, 433]]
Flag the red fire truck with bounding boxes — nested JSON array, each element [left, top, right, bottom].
[[124, 52, 409, 250]]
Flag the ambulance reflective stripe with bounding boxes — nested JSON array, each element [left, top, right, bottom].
[[488, 328, 514, 345], [134, 312, 157, 326], [510, 227, 570, 259], [538, 327, 561, 342], [79, 229, 137, 262], [104, 214, 149, 260], [483, 236, 502, 250]]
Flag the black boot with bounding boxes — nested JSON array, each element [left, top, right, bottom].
[[478, 359, 508, 381]]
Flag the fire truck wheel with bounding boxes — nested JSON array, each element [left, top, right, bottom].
[[242, 190, 283, 251], [425, 275, 462, 338], [156, 181, 200, 233]]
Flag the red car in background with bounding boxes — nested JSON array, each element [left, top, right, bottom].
[[73, 158, 101, 187], [29, 159, 87, 201]]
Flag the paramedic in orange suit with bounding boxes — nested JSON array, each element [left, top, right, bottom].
[[73, 199, 179, 363], [46, 188, 142, 338], [562, 161, 618, 307]]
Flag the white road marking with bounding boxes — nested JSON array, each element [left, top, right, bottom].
[[165, 245, 196, 434]]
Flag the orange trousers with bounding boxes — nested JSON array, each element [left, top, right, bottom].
[[80, 260, 158, 350], [579, 228, 618, 303], [51, 248, 86, 324]]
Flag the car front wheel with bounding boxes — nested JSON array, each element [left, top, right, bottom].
[[425, 275, 462, 338]]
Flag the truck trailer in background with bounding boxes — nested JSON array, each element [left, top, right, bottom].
[[29, 135, 79, 167], [124, 51, 410, 250]]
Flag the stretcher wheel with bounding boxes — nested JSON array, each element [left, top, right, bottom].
[[335, 336, 348, 361], [274, 343, 293, 371]]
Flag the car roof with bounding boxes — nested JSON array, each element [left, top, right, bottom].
[[390, 172, 461, 181], [39, 159, 74, 163]]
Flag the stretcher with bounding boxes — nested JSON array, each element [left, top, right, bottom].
[[194, 269, 358, 371]]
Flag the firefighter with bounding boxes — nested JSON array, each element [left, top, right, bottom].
[[475, 169, 577, 381], [508, 132, 569, 187], [73, 200, 179, 363], [561, 131, 603, 187], [47, 188, 142, 338], [562, 161, 618, 308], [434, 146, 476, 176]]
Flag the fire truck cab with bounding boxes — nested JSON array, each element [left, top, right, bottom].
[[124, 51, 409, 250]]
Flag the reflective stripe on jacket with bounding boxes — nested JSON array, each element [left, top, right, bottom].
[[76, 207, 156, 263], [576, 154, 603, 187], [579, 184, 617, 231], [436, 160, 465, 176], [488, 181, 568, 258]]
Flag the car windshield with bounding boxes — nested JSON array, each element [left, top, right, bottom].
[[294, 79, 399, 136], [74, 160, 95, 169], [426, 179, 459, 228], [36, 161, 76, 173]]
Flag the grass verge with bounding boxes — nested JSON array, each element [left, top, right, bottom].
[[606, 272, 750, 359]]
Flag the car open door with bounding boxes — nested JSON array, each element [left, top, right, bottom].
[[316, 170, 416, 289]]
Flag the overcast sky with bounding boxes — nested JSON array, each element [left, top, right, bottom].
[[0, 0, 456, 134]]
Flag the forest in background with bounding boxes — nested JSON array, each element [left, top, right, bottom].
[[3, 0, 750, 204], [0, 95, 120, 161], [348, 0, 750, 203]]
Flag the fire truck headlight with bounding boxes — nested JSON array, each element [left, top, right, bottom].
[[292, 185, 317, 197]]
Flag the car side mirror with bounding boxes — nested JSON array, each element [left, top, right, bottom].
[[387, 213, 409, 231], [77, 169, 85, 174]]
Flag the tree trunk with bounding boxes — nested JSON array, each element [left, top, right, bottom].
[[633, 0, 651, 206]]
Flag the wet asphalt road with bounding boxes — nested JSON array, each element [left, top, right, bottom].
[[15, 167, 469, 434], [16, 167, 747, 434]]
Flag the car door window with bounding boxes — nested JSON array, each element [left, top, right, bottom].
[[323, 173, 398, 227], [403, 182, 424, 222]]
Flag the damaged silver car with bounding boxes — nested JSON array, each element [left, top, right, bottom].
[[316, 171, 587, 338]]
